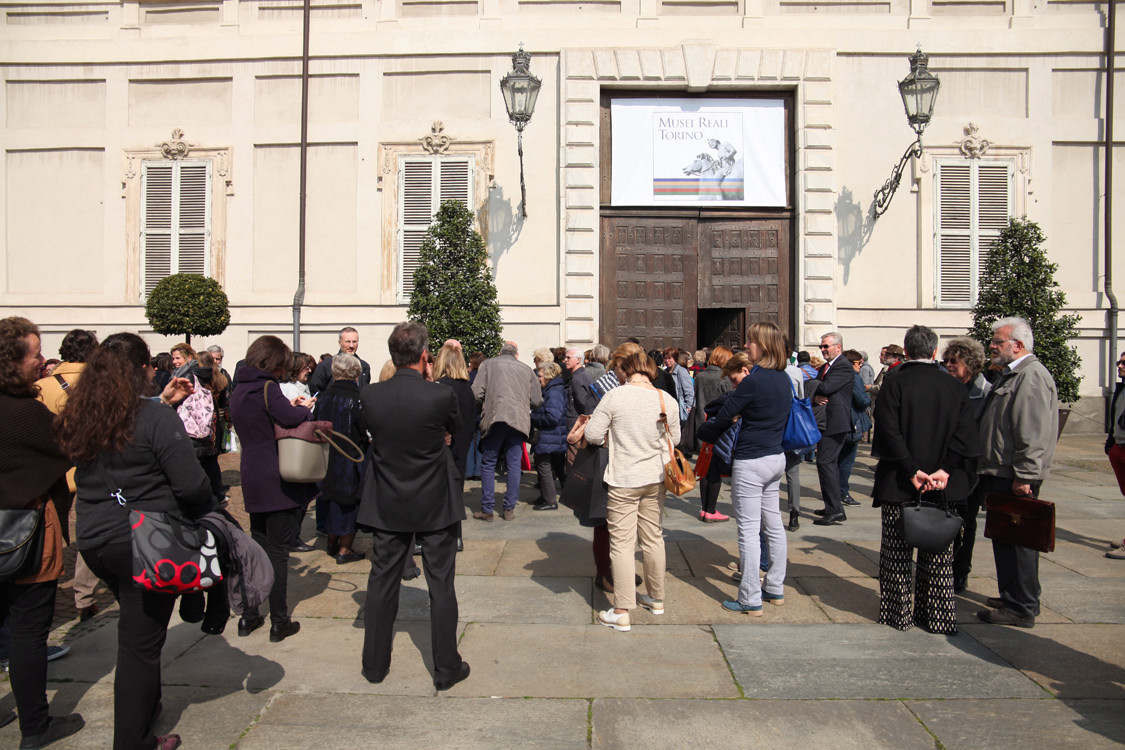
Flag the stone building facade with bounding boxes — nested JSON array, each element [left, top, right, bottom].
[[0, 0, 1118, 429]]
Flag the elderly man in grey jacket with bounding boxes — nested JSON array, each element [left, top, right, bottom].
[[976, 316, 1057, 629], [471, 342, 543, 521]]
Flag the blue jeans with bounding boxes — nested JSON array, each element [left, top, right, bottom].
[[465, 429, 482, 478], [480, 422, 525, 512], [730, 454, 787, 606]]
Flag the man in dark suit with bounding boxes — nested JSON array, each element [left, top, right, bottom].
[[309, 326, 371, 395], [812, 331, 856, 525], [356, 321, 470, 690]]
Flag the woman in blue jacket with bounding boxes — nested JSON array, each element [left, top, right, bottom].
[[697, 322, 793, 616], [530, 362, 568, 510]]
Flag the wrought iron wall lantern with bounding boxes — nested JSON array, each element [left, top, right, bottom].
[[871, 47, 941, 219], [499, 44, 541, 218]]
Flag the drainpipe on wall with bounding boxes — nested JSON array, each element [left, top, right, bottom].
[[292, 0, 312, 351], [1106, 0, 1118, 428]]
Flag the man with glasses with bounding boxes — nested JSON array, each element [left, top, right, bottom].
[[811, 332, 856, 525], [976, 316, 1057, 628]]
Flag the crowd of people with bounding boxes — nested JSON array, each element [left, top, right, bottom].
[[0, 313, 1079, 748]]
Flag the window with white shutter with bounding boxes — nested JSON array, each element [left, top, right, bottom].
[[397, 155, 474, 301], [140, 159, 212, 297], [934, 157, 1012, 307]]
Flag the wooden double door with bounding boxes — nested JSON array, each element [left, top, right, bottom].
[[599, 214, 790, 352]]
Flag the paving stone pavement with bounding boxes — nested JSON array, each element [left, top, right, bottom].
[[3, 435, 1124, 748]]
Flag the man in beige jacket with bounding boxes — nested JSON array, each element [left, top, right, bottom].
[[975, 316, 1057, 629]]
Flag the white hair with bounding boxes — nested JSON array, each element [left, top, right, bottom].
[[992, 316, 1034, 352], [206, 345, 224, 355], [821, 331, 843, 348]]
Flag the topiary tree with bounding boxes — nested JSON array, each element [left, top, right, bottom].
[[407, 200, 504, 357], [145, 273, 231, 345], [969, 217, 1082, 403]]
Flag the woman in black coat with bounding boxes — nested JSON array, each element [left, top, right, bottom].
[[0, 317, 84, 748], [57, 332, 212, 750], [313, 354, 370, 564], [691, 347, 734, 520]]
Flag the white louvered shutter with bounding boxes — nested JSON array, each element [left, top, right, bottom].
[[141, 160, 212, 298], [976, 161, 1012, 289], [935, 158, 1012, 307], [936, 161, 972, 306], [398, 155, 474, 301]]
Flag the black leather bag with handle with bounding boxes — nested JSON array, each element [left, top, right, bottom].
[[899, 490, 963, 554], [0, 505, 46, 582]]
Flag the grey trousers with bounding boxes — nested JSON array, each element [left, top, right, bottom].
[[730, 454, 787, 606]]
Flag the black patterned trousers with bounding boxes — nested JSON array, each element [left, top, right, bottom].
[[878, 504, 958, 634]]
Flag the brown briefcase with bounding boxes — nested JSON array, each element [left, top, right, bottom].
[[983, 492, 1056, 553]]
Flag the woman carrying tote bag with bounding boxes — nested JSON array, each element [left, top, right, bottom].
[[0, 316, 84, 749], [56, 332, 212, 750], [584, 345, 679, 632], [229, 336, 317, 643]]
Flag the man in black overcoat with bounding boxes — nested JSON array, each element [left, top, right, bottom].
[[356, 321, 470, 691], [812, 331, 858, 525]]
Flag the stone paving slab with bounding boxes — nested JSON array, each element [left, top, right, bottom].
[[238, 694, 589, 749], [43, 614, 209, 686], [796, 575, 881, 623], [454, 539, 507, 576], [1038, 540, 1125, 578], [0, 683, 275, 749], [159, 616, 464, 696], [961, 623, 1125, 700], [1037, 577, 1125, 623], [494, 539, 595, 577], [906, 699, 1125, 749], [955, 585, 1070, 624], [454, 576, 592, 625], [453, 622, 738, 698], [1050, 497, 1125, 519], [591, 575, 830, 625], [592, 698, 936, 750], [715, 624, 1045, 699]]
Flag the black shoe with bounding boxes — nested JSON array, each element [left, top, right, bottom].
[[533, 503, 558, 511], [788, 510, 800, 531], [456, 538, 464, 553], [19, 713, 85, 750], [976, 608, 1034, 628], [813, 512, 846, 525], [813, 508, 827, 516], [336, 552, 364, 564], [362, 668, 388, 684], [402, 566, 422, 581], [77, 604, 99, 622], [842, 496, 861, 507], [237, 614, 265, 637], [290, 543, 315, 553], [434, 661, 471, 691], [269, 620, 301, 642]]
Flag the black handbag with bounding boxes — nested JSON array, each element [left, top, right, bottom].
[[559, 444, 609, 523], [899, 491, 963, 554], [0, 505, 46, 582]]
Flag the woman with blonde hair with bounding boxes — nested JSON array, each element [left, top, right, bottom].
[[585, 345, 679, 631], [698, 322, 792, 616], [434, 343, 473, 552]]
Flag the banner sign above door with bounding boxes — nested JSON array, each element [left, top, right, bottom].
[[610, 98, 786, 208]]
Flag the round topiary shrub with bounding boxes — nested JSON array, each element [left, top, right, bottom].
[[145, 273, 231, 345]]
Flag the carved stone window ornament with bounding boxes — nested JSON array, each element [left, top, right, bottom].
[[959, 123, 991, 159], [420, 122, 451, 154], [161, 128, 192, 160]]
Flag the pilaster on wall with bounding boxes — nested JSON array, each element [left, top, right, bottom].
[[559, 44, 837, 347]]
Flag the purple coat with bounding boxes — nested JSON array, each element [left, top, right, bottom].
[[230, 366, 317, 513]]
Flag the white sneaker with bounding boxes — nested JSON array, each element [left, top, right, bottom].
[[597, 608, 631, 632], [637, 594, 664, 615]]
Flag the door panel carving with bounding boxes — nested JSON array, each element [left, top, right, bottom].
[[600, 217, 698, 350], [697, 219, 790, 333]]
